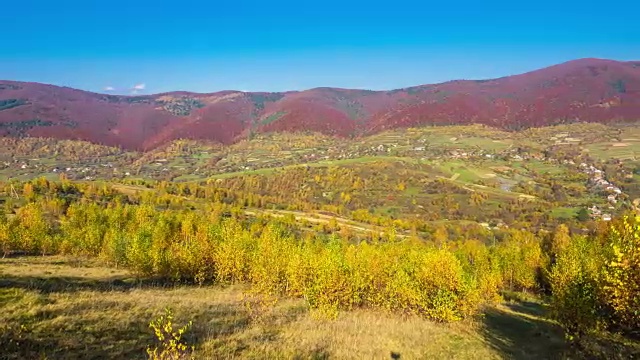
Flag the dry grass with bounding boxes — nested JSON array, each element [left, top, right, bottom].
[[0, 256, 568, 359], [274, 311, 498, 359]]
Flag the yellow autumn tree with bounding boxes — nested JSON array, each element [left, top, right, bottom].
[[601, 216, 640, 332]]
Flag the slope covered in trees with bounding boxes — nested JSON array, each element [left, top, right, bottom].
[[1, 58, 640, 150]]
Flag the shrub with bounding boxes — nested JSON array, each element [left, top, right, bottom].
[[601, 216, 640, 332], [549, 235, 603, 335], [455, 239, 503, 303], [495, 230, 543, 291], [550, 216, 640, 337], [147, 308, 194, 360]]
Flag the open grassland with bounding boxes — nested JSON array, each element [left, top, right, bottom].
[[208, 156, 414, 180], [0, 256, 567, 360], [584, 140, 640, 160]]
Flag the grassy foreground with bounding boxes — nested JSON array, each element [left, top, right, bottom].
[[0, 256, 568, 359]]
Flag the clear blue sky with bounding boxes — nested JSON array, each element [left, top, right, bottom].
[[1, 0, 638, 94]]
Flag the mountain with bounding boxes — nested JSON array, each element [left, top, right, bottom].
[[1, 58, 639, 150]]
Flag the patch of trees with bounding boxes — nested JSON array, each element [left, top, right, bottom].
[[0, 137, 129, 160], [0, 98, 28, 111], [0, 84, 21, 90], [0, 178, 637, 344], [156, 97, 205, 116]]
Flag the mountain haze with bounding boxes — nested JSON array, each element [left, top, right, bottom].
[[1, 58, 639, 150]]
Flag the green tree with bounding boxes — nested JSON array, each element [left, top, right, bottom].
[[576, 207, 590, 222]]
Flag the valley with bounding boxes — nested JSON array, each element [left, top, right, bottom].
[[2, 1, 638, 358], [3, 122, 640, 230], [1, 122, 640, 358]]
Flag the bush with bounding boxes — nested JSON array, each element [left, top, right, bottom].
[[147, 308, 194, 360], [495, 230, 543, 291], [550, 216, 640, 337], [601, 216, 640, 332], [549, 235, 603, 335]]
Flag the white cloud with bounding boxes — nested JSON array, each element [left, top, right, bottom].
[[132, 83, 146, 90], [103, 86, 115, 91]]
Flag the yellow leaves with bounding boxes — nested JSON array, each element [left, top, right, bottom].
[[8, 186, 494, 324], [551, 224, 571, 257], [297, 239, 484, 322], [339, 192, 352, 204], [147, 308, 194, 360], [22, 183, 35, 201], [549, 216, 640, 336], [494, 229, 543, 292], [600, 216, 640, 330]]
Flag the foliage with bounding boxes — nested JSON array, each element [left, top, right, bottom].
[[0, 98, 27, 111], [549, 235, 603, 335], [116, 96, 152, 104], [0, 119, 54, 132], [147, 308, 194, 360], [494, 230, 543, 291], [0, 83, 21, 90], [549, 216, 640, 338], [575, 207, 590, 222], [601, 216, 640, 332], [260, 111, 287, 125], [0, 177, 637, 334], [0, 181, 498, 321], [609, 79, 627, 94], [156, 97, 205, 116], [249, 92, 285, 112]]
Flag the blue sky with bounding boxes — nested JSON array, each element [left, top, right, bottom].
[[1, 0, 638, 94]]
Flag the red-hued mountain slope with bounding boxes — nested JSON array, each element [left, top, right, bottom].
[[1, 58, 639, 150]]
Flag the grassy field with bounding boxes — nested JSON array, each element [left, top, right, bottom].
[[0, 256, 567, 360], [208, 156, 414, 180], [550, 207, 580, 219]]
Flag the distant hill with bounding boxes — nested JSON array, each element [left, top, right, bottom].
[[1, 58, 639, 150]]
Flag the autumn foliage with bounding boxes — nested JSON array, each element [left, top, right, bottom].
[[548, 216, 640, 337], [0, 178, 638, 336]]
